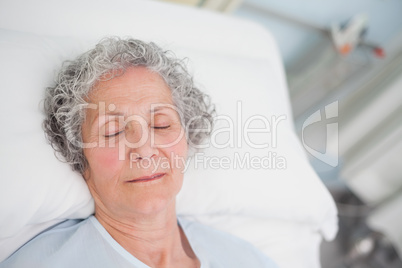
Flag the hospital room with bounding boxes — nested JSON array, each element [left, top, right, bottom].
[[0, 0, 401, 267]]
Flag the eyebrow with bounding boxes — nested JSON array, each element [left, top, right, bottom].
[[90, 106, 173, 127], [90, 112, 125, 128], [150, 106, 172, 113]]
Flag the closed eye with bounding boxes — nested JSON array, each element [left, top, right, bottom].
[[153, 125, 170, 129], [104, 130, 124, 138]]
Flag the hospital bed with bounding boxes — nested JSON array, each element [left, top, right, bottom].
[[0, 0, 338, 267]]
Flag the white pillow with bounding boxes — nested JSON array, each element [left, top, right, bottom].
[[175, 46, 337, 238], [0, 30, 95, 260]]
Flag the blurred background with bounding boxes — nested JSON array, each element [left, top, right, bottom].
[[161, 0, 402, 267]]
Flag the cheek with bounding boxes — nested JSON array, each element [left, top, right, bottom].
[[166, 138, 188, 172], [153, 124, 185, 147], [85, 148, 122, 179]]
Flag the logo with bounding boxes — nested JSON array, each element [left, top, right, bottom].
[[301, 101, 338, 167]]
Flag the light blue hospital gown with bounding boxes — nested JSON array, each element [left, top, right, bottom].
[[1, 216, 278, 268]]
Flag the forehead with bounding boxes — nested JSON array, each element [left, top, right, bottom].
[[88, 66, 173, 108]]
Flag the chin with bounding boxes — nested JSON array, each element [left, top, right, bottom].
[[130, 194, 177, 217]]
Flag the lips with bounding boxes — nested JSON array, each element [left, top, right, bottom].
[[127, 173, 166, 183]]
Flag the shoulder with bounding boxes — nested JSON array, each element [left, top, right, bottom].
[[0, 218, 93, 268], [178, 217, 278, 268]]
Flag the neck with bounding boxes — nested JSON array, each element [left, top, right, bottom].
[[94, 203, 199, 268]]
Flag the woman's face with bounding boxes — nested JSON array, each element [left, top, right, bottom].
[[82, 66, 188, 219]]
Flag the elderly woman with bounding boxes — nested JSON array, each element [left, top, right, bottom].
[[1, 38, 277, 268]]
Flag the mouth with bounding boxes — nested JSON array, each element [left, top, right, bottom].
[[126, 173, 166, 183]]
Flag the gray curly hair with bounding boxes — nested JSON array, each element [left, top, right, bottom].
[[43, 37, 214, 174]]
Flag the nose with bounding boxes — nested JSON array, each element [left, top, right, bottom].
[[126, 126, 159, 162]]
